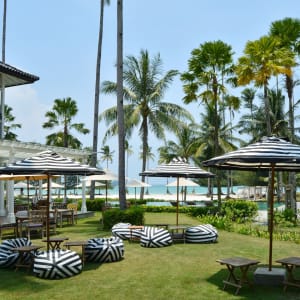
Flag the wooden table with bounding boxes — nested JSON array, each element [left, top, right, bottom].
[[276, 256, 300, 291], [42, 237, 69, 250], [15, 214, 29, 237], [128, 225, 144, 242], [216, 257, 260, 295], [168, 225, 187, 243], [64, 240, 88, 266], [12, 245, 42, 272]]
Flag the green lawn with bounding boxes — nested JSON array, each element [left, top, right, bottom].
[[0, 212, 300, 300]]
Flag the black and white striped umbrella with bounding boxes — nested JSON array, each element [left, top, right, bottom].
[[203, 136, 300, 271], [0, 150, 103, 248], [140, 157, 215, 226]]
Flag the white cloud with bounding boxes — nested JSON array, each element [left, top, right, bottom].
[[5, 85, 50, 143]]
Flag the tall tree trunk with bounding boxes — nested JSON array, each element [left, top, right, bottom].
[[91, 0, 105, 200], [117, 0, 126, 209], [139, 117, 148, 200]]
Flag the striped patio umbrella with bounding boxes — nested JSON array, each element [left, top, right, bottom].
[[203, 136, 300, 271], [0, 150, 103, 249], [140, 157, 215, 225]]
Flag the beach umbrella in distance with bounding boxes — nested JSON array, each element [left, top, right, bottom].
[[0, 173, 57, 211], [126, 178, 151, 200], [85, 169, 118, 203], [140, 157, 215, 225], [167, 177, 199, 202], [0, 150, 103, 250], [203, 136, 300, 271]]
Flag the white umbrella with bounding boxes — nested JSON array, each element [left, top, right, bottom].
[[166, 177, 199, 187], [42, 182, 64, 188], [85, 169, 118, 203], [14, 181, 34, 189], [126, 178, 151, 200]]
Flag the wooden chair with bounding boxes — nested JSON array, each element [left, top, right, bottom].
[[26, 210, 46, 240], [0, 223, 17, 239], [62, 203, 78, 225]]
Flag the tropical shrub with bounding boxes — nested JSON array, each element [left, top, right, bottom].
[[220, 199, 258, 222], [102, 206, 145, 230]]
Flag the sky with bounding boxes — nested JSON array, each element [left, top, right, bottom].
[[2, 0, 300, 182]]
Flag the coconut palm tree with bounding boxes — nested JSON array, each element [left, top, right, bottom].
[[3, 104, 21, 141], [43, 97, 89, 148], [235, 35, 296, 136], [100, 145, 115, 169], [100, 49, 193, 199], [91, 0, 111, 200]]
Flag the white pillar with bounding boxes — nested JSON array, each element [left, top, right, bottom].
[[7, 180, 15, 223], [81, 178, 87, 213], [0, 181, 6, 216]]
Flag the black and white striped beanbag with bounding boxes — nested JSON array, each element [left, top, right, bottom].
[[140, 227, 172, 248], [0, 238, 32, 268], [85, 237, 124, 263], [112, 223, 142, 241], [185, 224, 218, 243], [33, 249, 82, 279]]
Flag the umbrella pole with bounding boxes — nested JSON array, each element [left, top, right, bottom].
[[268, 164, 275, 271], [176, 177, 179, 226], [46, 175, 50, 251]]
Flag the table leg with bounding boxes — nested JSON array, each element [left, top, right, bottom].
[[222, 265, 242, 295]]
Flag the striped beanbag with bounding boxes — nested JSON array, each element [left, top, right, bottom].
[[140, 227, 172, 248], [33, 249, 82, 279], [185, 224, 218, 243]]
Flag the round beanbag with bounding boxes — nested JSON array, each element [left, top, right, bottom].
[[112, 223, 142, 241], [33, 249, 82, 279], [185, 224, 218, 243], [0, 238, 31, 268], [140, 227, 172, 248], [85, 237, 124, 263]]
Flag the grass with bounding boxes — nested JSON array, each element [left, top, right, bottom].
[[1, 212, 300, 300]]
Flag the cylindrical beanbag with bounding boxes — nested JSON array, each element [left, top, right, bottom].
[[112, 223, 142, 241], [85, 237, 124, 263], [33, 249, 82, 279], [140, 227, 172, 248], [0, 238, 31, 268], [185, 224, 218, 243]]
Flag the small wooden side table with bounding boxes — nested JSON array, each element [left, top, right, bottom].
[[216, 257, 260, 295], [13, 245, 42, 272], [276, 256, 300, 291], [128, 225, 144, 242], [42, 237, 69, 250], [64, 241, 88, 266]]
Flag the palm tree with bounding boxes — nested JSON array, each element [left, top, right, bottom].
[[269, 17, 300, 142], [91, 0, 111, 200], [0, 0, 7, 139], [43, 97, 89, 148], [181, 40, 236, 205], [100, 49, 193, 199], [235, 35, 296, 136], [100, 145, 115, 169], [117, 0, 126, 208], [3, 104, 21, 140], [125, 140, 133, 178], [269, 18, 300, 214]]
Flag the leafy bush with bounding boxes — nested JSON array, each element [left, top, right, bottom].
[[102, 206, 145, 230], [220, 199, 258, 222], [196, 215, 233, 231]]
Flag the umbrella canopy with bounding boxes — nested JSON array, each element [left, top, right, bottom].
[[41, 182, 64, 188], [76, 181, 105, 188], [166, 177, 199, 187], [85, 169, 118, 203], [126, 178, 151, 200], [126, 178, 151, 188], [140, 157, 215, 225], [13, 181, 34, 189], [203, 136, 300, 271], [0, 150, 103, 249]]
